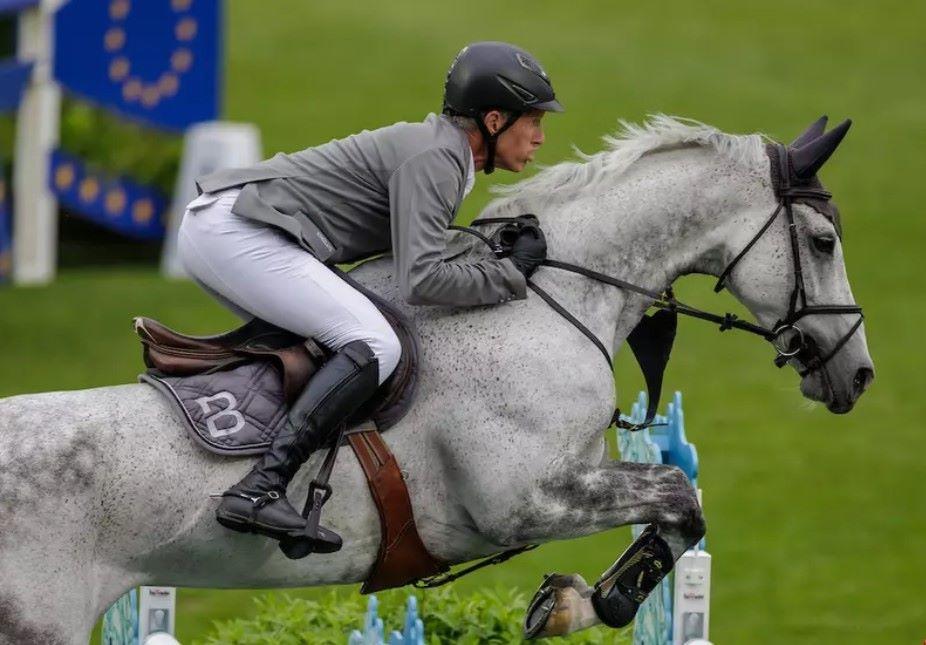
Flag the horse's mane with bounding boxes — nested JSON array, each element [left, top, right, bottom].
[[489, 115, 768, 205]]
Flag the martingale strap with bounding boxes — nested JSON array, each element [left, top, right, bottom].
[[345, 423, 449, 593]]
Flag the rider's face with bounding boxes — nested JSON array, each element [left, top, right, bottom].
[[485, 109, 546, 172]]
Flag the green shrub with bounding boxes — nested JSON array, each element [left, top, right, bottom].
[[194, 585, 630, 644], [59, 99, 181, 193], [0, 100, 180, 194]]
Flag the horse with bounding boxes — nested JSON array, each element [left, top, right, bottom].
[[0, 116, 873, 644]]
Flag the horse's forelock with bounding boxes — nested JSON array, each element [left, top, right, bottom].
[[489, 115, 768, 206]]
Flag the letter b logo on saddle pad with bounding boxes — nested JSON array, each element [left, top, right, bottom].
[[194, 391, 245, 438]]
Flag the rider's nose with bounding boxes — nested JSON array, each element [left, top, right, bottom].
[[852, 366, 874, 399]]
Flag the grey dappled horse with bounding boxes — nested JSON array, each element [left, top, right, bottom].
[[0, 117, 873, 643]]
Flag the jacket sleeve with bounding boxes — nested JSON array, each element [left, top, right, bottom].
[[389, 147, 527, 306]]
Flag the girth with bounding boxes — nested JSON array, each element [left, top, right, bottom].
[[346, 423, 449, 592], [289, 421, 448, 593]]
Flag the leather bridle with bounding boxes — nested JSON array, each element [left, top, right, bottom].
[[713, 143, 864, 378]]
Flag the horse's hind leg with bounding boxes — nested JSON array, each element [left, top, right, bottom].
[[510, 460, 705, 639]]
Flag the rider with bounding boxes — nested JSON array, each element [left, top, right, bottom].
[[177, 41, 563, 554]]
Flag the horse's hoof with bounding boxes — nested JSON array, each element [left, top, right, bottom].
[[524, 585, 556, 639], [523, 573, 595, 639]]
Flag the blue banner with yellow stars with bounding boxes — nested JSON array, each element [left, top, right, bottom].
[[49, 150, 168, 240], [54, 0, 223, 131]]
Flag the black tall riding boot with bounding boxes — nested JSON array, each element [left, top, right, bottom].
[[215, 340, 380, 553]]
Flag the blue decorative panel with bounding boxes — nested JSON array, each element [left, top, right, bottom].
[[0, 60, 33, 113], [49, 149, 167, 240], [54, 0, 223, 130]]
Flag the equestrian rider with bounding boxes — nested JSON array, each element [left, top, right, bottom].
[[177, 41, 563, 554]]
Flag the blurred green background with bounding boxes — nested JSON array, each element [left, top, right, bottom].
[[1, 0, 924, 643]]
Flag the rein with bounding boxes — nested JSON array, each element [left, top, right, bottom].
[[452, 219, 781, 362]]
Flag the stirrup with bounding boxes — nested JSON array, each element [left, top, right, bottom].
[[278, 425, 346, 559], [278, 481, 342, 559]]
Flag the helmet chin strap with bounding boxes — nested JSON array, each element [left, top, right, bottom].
[[477, 111, 520, 174]]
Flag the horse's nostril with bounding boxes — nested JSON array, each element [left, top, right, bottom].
[[853, 367, 874, 396]]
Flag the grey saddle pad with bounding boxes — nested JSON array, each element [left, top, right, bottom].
[[141, 362, 289, 456]]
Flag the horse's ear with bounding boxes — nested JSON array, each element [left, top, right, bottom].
[[791, 118, 852, 179], [790, 115, 828, 148]]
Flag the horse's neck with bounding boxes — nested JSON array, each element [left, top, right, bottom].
[[520, 148, 743, 350]]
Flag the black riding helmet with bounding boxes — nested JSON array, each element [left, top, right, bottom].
[[442, 41, 564, 174]]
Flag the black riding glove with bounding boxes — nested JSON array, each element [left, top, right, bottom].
[[509, 225, 547, 279]]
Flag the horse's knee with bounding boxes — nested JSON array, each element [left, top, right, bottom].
[[663, 466, 706, 543], [681, 503, 706, 544]]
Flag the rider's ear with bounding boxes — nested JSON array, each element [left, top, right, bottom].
[[483, 110, 501, 136]]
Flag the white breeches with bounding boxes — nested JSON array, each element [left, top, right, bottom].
[[177, 189, 400, 385]]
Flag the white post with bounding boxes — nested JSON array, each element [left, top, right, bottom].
[[12, 0, 64, 285], [138, 586, 178, 641], [160, 122, 262, 278], [672, 488, 711, 645]]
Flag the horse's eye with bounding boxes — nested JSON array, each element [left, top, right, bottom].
[[812, 235, 836, 254]]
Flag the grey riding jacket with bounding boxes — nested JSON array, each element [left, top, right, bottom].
[[195, 113, 526, 306]]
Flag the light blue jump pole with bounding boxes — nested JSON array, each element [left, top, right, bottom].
[[618, 391, 712, 645], [348, 595, 425, 645]]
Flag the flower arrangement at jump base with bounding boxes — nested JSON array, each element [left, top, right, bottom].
[[348, 595, 423, 644], [195, 585, 629, 644]]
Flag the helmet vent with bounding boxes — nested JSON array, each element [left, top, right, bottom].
[[516, 52, 548, 79], [497, 76, 539, 105]]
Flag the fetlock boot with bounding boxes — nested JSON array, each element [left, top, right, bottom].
[[590, 524, 675, 628], [215, 340, 380, 553]]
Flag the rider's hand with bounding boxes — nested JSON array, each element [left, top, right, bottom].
[[509, 225, 547, 279]]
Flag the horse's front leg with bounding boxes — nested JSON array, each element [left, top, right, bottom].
[[516, 460, 706, 639]]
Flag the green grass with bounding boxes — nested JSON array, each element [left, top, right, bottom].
[[2, 0, 925, 642]]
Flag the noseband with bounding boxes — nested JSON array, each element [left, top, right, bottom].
[[453, 142, 864, 427]]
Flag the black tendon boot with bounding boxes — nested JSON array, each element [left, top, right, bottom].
[[590, 524, 675, 629], [215, 340, 380, 553]]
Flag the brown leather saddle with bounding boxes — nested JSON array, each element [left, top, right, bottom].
[[135, 316, 325, 403], [134, 279, 446, 592]]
